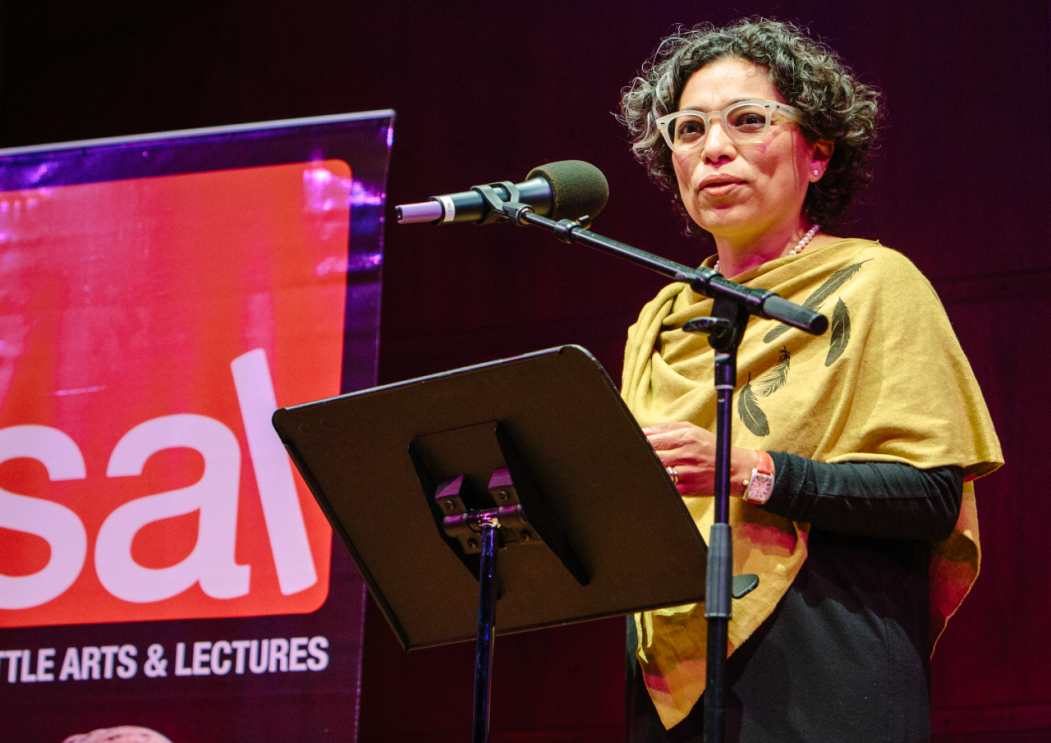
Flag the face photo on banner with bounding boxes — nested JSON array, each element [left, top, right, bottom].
[[0, 112, 392, 743]]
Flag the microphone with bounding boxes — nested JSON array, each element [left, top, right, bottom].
[[395, 160, 609, 225]]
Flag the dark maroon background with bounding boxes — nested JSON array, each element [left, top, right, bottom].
[[0, 1, 1046, 741]]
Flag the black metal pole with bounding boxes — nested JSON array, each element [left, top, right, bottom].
[[703, 347, 737, 743], [682, 298, 748, 743], [472, 516, 499, 743]]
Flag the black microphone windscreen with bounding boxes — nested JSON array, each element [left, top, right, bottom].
[[525, 160, 609, 221]]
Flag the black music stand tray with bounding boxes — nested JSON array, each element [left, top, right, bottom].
[[272, 345, 709, 742]]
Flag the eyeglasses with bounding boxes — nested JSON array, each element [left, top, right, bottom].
[[654, 99, 804, 154]]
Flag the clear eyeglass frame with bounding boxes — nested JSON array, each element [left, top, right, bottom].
[[654, 99, 804, 154]]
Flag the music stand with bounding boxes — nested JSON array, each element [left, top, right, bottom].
[[272, 345, 709, 742]]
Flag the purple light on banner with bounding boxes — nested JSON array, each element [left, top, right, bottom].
[[304, 164, 351, 213], [304, 164, 386, 209], [27, 162, 54, 184], [314, 251, 384, 277], [350, 180, 385, 206]]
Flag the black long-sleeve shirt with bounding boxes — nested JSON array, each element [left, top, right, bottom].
[[765, 453, 964, 541]]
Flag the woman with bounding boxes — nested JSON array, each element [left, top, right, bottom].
[[618, 19, 1002, 743]]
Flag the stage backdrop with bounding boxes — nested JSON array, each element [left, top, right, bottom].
[[0, 111, 392, 742]]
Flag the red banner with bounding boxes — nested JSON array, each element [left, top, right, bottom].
[[0, 160, 352, 629]]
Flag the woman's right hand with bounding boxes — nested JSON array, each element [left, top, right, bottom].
[[643, 421, 761, 498]]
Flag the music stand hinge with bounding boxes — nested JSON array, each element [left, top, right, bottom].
[[436, 469, 544, 554]]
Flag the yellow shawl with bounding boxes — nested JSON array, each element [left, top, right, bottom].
[[621, 238, 1003, 729]]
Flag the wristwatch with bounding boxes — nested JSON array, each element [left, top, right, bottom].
[[743, 450, 774, 505]]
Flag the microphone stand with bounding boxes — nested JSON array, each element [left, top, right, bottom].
[[497, 202, 827, 743]]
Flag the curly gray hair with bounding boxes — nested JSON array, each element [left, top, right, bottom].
[[620, 18, 881, 232]]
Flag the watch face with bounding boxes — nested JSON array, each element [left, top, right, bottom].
[[745, 473, 774, 504]]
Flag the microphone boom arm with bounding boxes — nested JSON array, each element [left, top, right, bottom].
[[511, 206, 827, 336]]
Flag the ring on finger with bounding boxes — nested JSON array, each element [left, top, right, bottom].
[[666, 465, 679, 485]]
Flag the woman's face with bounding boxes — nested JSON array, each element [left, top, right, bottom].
[[672, 57, 824, 244]]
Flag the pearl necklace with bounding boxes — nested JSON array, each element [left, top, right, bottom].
[[713, 223, 820, 275]]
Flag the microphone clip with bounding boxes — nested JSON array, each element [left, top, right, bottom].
[[472, 181, 526, 225]]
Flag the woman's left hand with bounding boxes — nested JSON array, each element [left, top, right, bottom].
[[642, 421, 759, 497]]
